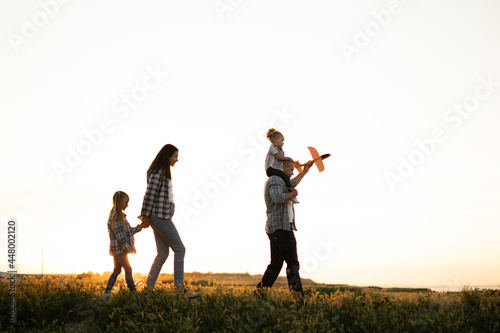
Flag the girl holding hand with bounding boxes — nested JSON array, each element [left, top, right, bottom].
[[102, 191, 144, 298]]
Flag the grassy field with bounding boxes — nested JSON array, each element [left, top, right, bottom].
[[1, 275, 499, 332]]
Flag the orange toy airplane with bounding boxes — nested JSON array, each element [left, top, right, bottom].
[[294, 147, 331, 172]]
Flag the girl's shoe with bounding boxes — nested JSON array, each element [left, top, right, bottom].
[[184, 291, 201, 299], [291, 197, 300, 204]]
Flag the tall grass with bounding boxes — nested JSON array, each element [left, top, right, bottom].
[[1, 276, 499, 332]]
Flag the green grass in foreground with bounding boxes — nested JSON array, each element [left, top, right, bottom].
[[1, 276, 499, 332]]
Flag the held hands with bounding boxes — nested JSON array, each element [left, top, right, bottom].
[[138, 216, 151, 228]]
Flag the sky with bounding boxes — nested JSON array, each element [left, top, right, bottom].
[[1, 0, 500, 290]]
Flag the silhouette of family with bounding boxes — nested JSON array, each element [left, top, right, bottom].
[[103, 128, 313, 299]]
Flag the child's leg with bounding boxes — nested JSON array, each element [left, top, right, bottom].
[[266, 167, 292, 188], [115, 254, 136, 292], [104, 256, 122, 293]]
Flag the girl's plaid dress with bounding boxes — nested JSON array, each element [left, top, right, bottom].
[[108, 211, 142, 256]]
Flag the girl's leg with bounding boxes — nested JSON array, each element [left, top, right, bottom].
[[104, 256, 122, 293], [266, 167, 274, 177], [267, 166, 299, 218], [115, 254, 136, 292], [266, 167, 292, 188], [148, 213, 186, 287]]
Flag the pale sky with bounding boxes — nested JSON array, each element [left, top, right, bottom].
[[1, 0, 500, 290]]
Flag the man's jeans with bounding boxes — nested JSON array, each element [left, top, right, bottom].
[[146, 207, 186, 287], [259, 229, 303, 295]]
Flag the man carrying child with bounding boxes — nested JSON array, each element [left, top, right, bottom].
[[257, 159, 311, 296]]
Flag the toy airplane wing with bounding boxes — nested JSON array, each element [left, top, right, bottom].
[[294, 146, 331, 173], [307, 147, 325, 172]]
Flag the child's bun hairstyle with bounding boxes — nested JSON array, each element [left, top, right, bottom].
[[266, 128, 283, 143]]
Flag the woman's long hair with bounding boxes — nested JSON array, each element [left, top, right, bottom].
[[147, 144, 178, 180], [109, 191, 129, 230]]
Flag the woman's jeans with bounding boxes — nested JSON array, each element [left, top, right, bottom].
[[104, 254, 136, 292], [146, 205, 186, 287]]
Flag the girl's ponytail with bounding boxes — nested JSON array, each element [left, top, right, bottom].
[[109, 191, 128, 229]]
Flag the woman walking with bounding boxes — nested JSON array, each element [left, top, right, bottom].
[[139, 144, 199, 298]]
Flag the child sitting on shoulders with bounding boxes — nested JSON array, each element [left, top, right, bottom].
[[265, 128, 299, 204]]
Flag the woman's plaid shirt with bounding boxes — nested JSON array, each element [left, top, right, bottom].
[[140, 172, 173, 219], [264, 176, 297, 234], [108, 212, 142, 256]]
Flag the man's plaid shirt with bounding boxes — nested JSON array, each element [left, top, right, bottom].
[[265, 175, 297, 234], [108, 212, 142, 256], [140, 172, 173, 219]]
